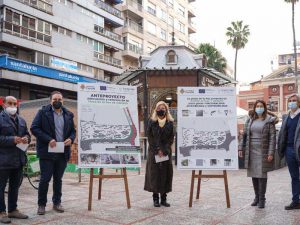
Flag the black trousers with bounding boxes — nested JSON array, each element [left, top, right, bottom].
[[0, 167, 23, 212], [38, 155, 67, 206]]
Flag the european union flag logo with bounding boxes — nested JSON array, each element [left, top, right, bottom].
[[199, 89, 205, 93], [100, 86, 107, 90]]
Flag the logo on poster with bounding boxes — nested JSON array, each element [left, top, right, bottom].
[[199, 89, 206, 94], [100, 86, 107, 91]]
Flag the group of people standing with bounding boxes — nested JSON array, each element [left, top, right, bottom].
[[0, 91, 75, 224], [0, 92, 300, 224], [239, 94, 300, 210]]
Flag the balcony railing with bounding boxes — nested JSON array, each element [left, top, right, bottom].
[[94, 52, 122, 67], [124, 20, 143, 34], [94, 25, 122, 44], [124, 42, 143, 55], [16, 0, 53, 14], [126, 0, 143, 12], [94, 0, 122, 19], [1, 21, 51, 45], [147, 7, 156, 16]]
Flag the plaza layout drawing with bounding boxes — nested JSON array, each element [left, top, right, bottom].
[[179, 124, 236, 157], [80, 107, 137, 151]]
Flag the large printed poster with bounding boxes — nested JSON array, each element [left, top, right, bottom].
[[78, 83, 141, 168], [177, 87, 238, 170]]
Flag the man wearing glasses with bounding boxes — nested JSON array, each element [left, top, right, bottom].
[[0, 96, 30, 224], [31, 91, 76, 215], [278, 94, 300, 210]]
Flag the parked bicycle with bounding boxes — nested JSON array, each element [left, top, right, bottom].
[[5, 151, 40, 192]]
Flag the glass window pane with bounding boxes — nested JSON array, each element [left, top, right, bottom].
[[29, 18, 35, 30], [6, 9, 13, 22], [36, 52, 43, 65], [22, 16, 29, 28], [44, 23, 51, 35], [44, 54, 50, 66], [37, 20, 44, 32], [13, 12, 20, 25]]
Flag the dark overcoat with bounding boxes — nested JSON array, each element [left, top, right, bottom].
[[239, 115, 276, 173], [144, 119, 174, 194], [0, 111, 31, 169], [30, 104, 76, 161]]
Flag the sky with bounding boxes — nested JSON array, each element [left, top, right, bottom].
[[192, 0, 300, 83]]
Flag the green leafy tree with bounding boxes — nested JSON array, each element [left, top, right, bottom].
[[195, 43, 227, 74], [226, 21, 250, 81], [285, 0, 299, 92]]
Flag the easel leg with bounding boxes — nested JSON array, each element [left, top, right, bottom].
[[78, 168, 82, 183], [88, 168, 94, 211], [196, 170, 202, 199], [98, 168, 103, 200], [189, 170, 195, 207], [123, 168, 131, 209], [223, 170, 230, 208]]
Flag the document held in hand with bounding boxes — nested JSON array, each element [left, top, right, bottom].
[[16, 143, 29, 152], [155, 154, 169, 163], [48, 142, 64, 153]]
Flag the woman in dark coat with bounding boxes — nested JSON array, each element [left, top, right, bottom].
[[144, 101, 174, 207], [239, 100, 278, 208]]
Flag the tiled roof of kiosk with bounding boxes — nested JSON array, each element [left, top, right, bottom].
[[141, 45, 203, 69]]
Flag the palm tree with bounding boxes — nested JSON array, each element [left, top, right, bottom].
[[226, 21, 250, 82], [195, 43, 227, 74], [285, 0, 299, 92]]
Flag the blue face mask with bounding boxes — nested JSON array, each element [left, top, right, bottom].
[[288, 101, 298, 110], [255, 108, 264, 115]]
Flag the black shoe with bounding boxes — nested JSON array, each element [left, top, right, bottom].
[[153, 200, 160, 207], [285, 202, 300, 210], [258, 200, 265, 208], [161, 201, 170, 207], [37, 206, 45, 215], [251, 197, 259, 206]]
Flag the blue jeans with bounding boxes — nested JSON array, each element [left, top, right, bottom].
[[0, 167, 23, 212], [38, 154, 67, 206], [285, 146, 300, 203]]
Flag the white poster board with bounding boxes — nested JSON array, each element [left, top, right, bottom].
[[177, 87, 238, 170], [78, 83, 141, 168]]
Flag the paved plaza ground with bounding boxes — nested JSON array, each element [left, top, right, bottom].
[[7, 162, 300, 225]]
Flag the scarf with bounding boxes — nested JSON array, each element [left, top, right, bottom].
[[158, 117, 167, 128]]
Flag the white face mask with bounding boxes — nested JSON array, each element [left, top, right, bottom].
[[5, 107, 17, 116]]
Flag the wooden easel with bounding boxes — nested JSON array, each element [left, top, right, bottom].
[[88, 168, 131, 210], [189, 170, 230, 208]]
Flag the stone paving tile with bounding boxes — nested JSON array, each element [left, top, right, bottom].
[[5, 162, 300, 225]]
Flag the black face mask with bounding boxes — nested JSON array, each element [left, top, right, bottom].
[[157, 110, 166, 117], [53, 101, 62, 109]]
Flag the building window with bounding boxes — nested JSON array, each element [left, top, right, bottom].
[[147, 2, 156, 16], [160, 9, 167, 21], [147, 21, 156, 35], [168, 0, 174, 8], [160, 28, 166, 40], [177, 3, 185, 17], [52, 25, 72, 37], [175, 20, 185, 33], [166, 50, 177, 64], [57, 0, 72, 7]]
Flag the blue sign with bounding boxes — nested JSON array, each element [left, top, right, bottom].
[[0, 55, 101, 84]]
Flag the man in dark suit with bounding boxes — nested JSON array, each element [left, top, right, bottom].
[[31, 91, 76, 215], [0, 96, 30, 224]]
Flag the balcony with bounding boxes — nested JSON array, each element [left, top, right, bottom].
[[94, 0, 122, 19], [147, 7, 156, 16], [94, 52, 122, 68], [16, 0, 53, 14], [124, 20, 143, 35], [188, 20, 196, 34], [94, 25, 122, 44], [122, 0, 144, 18], [1, 21, 51, 45], [123, 43, 143, 59], [188, 8, 196, 17]]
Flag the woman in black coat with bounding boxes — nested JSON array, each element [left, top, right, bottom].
[[144, 101, 174, 207]]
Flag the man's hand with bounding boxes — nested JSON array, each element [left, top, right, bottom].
[[49, 139, 56, 148], [158, 150, 164, 157], [267, 155, 273, 162], [64, 138, 72, 146], [14, 136, 22, 144], [238, 150, 243, 158], [21, 136, 28, 144]]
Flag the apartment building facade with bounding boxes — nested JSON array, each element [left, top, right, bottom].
[[0, 0, 124, 100], [116, 0, 197, 69]]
